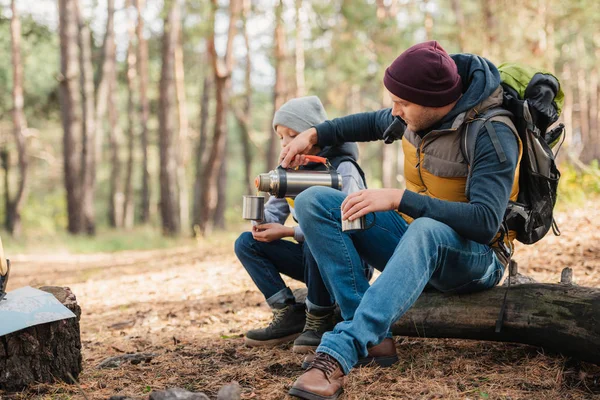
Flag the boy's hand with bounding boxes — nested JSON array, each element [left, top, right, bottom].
[[341, 189, 405, 221], [252, 223, 295, 242], [279, 128, 318, 168]]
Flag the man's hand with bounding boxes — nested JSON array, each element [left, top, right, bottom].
[[341, 189, 405, 221], [279, 128, 318, 168], [252, 223, 295, 243]]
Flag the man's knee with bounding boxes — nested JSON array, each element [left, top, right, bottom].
[[295, 186, 341, 220], [405, 217, 451, 240], [234, 231, 255, 256]]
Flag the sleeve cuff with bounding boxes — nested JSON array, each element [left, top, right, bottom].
[[314, 122, 336, 147], [398, 190, 425, 219], [293, 226, 305, 242]]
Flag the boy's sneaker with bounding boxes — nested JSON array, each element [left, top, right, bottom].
[[244, 302, 306, 347], [292, 309, 336, 354]]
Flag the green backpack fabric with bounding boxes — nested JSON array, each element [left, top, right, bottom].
[[463, 63, 565, 246]]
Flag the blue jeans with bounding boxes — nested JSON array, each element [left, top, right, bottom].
[[234, 232, 334, 310], [294, 187, 505, 374]]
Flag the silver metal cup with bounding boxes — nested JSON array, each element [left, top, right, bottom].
[[341, 211, 376, 232], [242, 195, 265, 221]]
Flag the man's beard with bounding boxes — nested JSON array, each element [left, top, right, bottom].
[[412, 109, 443, 132]]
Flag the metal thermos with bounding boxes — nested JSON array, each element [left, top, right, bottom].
[[255, 155, 342, 198]]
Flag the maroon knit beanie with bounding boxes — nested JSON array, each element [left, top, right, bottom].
[[383, 41, 462, 107]]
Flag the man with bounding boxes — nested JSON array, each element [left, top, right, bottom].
[[280, 41, 522, 400], [234, 96, 368, 353]]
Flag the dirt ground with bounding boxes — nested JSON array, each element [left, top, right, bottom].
[[2, 201, 600, 400]]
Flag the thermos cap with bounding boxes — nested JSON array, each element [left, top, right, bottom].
[[255, 173, 270, 192]]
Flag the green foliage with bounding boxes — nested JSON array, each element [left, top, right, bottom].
[[0, 15, 60, 124], [556, 161, 600, 209]]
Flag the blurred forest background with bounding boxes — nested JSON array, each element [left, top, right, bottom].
[[0, 0, 599, 252]]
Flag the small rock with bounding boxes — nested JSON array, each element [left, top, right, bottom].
[[108, 396, 135, 400], [97, 353, 157, 369], [149, 388, 210, 400], [217, 382, 241, 400]]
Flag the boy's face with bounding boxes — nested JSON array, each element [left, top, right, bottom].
[[276, 125, 320, 154]]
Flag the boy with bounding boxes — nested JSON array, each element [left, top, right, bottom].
[[235, 96, 368, 353]]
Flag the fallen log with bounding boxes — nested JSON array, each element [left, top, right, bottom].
[[0, 286, 82, 391], [294, 266, 600, 365], [392, 276, 600, 365]]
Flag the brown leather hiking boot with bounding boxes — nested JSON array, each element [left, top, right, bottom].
[[289, 352, 346, 400], [301, 337, 398, 369]]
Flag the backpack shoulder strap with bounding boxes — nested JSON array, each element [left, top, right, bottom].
[[463, 108, 516, 200], [463, 108, 515, 166]]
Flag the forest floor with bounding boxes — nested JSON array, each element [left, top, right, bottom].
[[2, 200, 600, 400]]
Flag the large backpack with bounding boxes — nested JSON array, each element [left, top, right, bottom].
[[463, 63, 565, 245]]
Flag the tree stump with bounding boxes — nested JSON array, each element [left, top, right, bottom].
[[0, 286, 82, 391]]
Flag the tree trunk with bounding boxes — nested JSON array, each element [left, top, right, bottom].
[[233, 0, 254, 196], [595, 41, 600, 161], [192, 75, 212, 235], [294, 0, 305, 98], [481, 0, 497, 60], [1, 151, 11, 229], [159, 0, 182, 235], [381, 88, 395, 188], [576, 36, 592, 164], [266, 0, 287, 172], [174, 21, 190, 232], [95, 0, 116, 165], [105, 0, 122, 229], [8, 0, 28, 238], [58, 0, 83, 234], [107, 63, 123, 229], [123, 0, 137, 229], [136, 0, 151, 223], [375, 0, 398, 19], [391, 282, 600, 366], [449, 0, 466, 52], [0, 287, 82, 391], [198, 0, 240, 235], [213, 144, 227, 229], [423, 0, 433, 41], [561, 64, 574, 154], [76, 0, 96, 235], [382, 144, 396, 188], [589, 67, 599, 161]]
